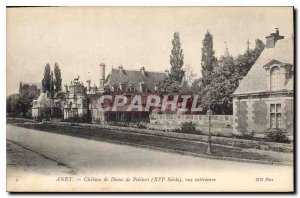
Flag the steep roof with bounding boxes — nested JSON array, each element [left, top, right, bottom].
[[233, 38, 294, 95], [36, 92, 52, 107], [106, 68, 167, 92]]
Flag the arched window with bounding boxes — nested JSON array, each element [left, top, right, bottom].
[[271, 66, 281, 91]]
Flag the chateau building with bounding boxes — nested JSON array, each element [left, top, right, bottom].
[[63, 76, 89, 120], [232, 29, 294, 136], [32, 92, 53, 118], [88, 64, 167, 124]]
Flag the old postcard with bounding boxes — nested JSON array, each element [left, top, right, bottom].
[[6, 6, 294, 192]]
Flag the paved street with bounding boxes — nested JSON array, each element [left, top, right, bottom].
[[6, 124, 294, 192], [6, 124, 292, 173]]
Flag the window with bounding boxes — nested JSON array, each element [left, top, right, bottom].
[[128, 84, 135, 92], [112, 84, 118, 92], [271, 67, 281, 91], [270, 103, 281, 128], [139, 82, 146, 92], [119, 82, 127, 92]]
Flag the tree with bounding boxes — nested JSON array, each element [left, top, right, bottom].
[[7, 84, 39, 117], [156, 78, 181, 95], [199, 31, 218, 112], [54, 62, 62, 92], [201, 31, 218, 86], [183, 64, 197, 85], [204, 55, 238, 114], [49, 71, 55, 98], [6, 94, 20, 116], [42, 63, 51, 93], [201, 39, 265, 114], [169, 32, 185, 82], [235, 39, 265, 78], [156, 32, 185, 95]]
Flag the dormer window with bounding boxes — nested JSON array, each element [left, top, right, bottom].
[[139, 82, 146, 92], [128, 84, 135, 92], [112, 84, 118, 92], [271, 66, 281, 91], [119, 82, 127, 92]]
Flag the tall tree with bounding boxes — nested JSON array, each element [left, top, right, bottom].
[[50, 71, 55, 98], [169, 32, 185, 82], [7, 84, 39, 117], [201, 31, 218, 86], [42, 63, 51, 93], [235, 39, 265, 78], [204, 55, 237, 114], [201, 39, 265, 114], [156, 32, 185, 95], [54, 62, 62, 92]]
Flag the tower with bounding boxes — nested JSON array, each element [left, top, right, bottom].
[[99, 62, 106, 92]]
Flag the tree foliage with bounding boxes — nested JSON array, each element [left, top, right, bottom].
[[54, 62, 62, 92], [42, 63, 51, 93], [169, 32, 185, 82], [157, 32, 185, 95], [200, 38, 265, 114], [7, 84, 40, 117], [201, 31, 218, 86], [42, 62, 63, 98], [156, 78, 180, 95]]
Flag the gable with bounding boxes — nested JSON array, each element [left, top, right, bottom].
[[233, 38, 293, 95]]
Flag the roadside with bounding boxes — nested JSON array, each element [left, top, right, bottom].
[[9, 122, 293, 165], [7, 140, 76, 178]]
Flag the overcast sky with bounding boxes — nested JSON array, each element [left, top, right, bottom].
[[7, 7, 293, 95]]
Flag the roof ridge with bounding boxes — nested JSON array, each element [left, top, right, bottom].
[[111, 68, 166, 74]]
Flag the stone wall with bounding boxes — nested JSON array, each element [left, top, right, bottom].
[[149, 114, 233, 134], [233, 95, 294, 136]]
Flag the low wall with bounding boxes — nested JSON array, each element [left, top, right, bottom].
[[47, 121, 292, 153], [150, 114, 233, 134]]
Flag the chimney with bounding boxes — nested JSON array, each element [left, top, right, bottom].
[[99, 63, 105, 92], [266, 28, 284, 48], [165, 69, 170, 77], [140, 67, 146, 76], [86, 80, 91, 92]]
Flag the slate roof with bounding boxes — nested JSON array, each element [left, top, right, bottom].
[[53, 91, 66, 99], [33, 92, 53, 107], [233, 38, 294, 95], [105, 68, 167, 92]]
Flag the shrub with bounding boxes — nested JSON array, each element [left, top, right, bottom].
[[241, 131, 255, 140], [63, 114, 89, 123], [136, 122, 147, 129], [264, 128, 290, 143], [174, 121, 201, 134]]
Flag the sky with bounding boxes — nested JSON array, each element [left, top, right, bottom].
[[6, 7, 293, 95]]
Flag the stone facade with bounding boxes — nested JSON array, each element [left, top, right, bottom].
[[63, 77, 88, 120], [233, 94, 293, 136], [232, 30, 293, 137]]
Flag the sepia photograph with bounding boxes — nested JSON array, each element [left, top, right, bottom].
[[5, 6, 294, 192]]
